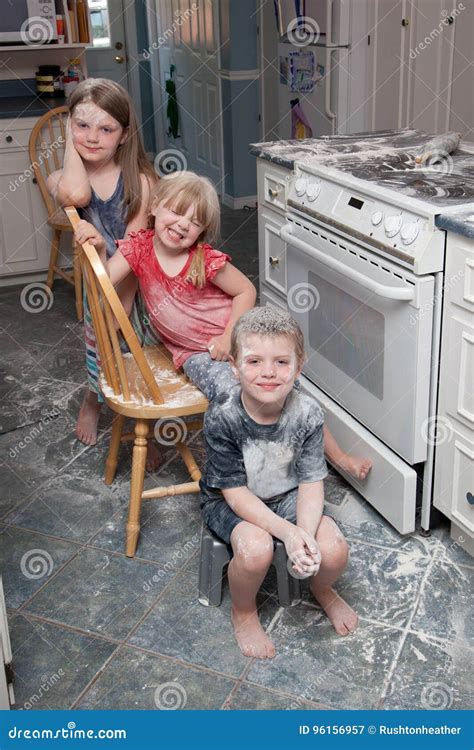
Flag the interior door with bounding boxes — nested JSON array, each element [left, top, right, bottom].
[[86, 0, 130, 88]]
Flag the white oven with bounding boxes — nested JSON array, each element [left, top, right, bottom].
[[282, 213, 435, 465]]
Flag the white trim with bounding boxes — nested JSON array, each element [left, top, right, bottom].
[[219, 68, 260, 81], [222, 193, 257, 210]]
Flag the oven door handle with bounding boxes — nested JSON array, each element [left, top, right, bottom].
[[281, 225, 414, 301]]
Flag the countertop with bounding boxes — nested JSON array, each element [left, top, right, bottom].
[[435, 211, 474, 240], [0, 95, 67, 119]]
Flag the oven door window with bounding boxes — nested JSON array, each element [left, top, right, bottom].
[[309, 271, 385, 400]]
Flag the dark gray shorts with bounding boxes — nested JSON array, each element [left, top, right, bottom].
[[202, 487, 299, 546]]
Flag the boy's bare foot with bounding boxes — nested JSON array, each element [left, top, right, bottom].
[[334, 453, 372, 481], [76, 390, 101, 445], [231, 606, 276, 659], [311, 585, 358, 636], [145, 440, 162, 472]]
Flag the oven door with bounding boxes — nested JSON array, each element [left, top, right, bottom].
[[282, 216, 435, 464]]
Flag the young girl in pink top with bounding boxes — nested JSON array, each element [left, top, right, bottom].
[[75, 172, 371, 479]]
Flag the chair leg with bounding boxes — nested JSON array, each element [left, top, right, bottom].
[[125, 419, 148, 557], [198, 526, 230, 607], [104, 414, 125, 485], [47, 228, 61, 289], [272, 541, 301, 607], [73, 241, 83, 320]]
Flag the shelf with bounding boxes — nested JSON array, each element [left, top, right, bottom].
[[0, 44, 89, 52]]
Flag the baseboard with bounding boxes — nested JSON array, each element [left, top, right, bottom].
[[222, 193, 257, 210], [0, 268, 72, 289]]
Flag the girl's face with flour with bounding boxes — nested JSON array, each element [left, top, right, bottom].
[[70, 101, 128, 166], [151, 195, 204, 255]]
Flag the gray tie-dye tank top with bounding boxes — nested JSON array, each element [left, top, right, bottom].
[[79, 172, 127, 258]]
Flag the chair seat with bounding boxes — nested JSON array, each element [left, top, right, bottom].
[[99, 344, 208, 418]]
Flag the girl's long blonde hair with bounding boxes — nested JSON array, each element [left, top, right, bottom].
[[150, 172, 220, 288], [68, 78, 156, 223]]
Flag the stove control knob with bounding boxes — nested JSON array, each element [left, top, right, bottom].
[[306, 180, 321, 201], [401, 220, 420, 245], [371, 210, 384, 226], [295, 177, 307, 196], [384, 214, 402, 237]]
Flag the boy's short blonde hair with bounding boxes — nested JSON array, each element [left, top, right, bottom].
[[230, 307, 306, 365], [150, 171, 220, 287]]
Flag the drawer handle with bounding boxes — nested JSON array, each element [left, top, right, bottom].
[[467, 492, 474, 505], [268, 187, 281, 199], [5, 135, 13, 143], [269, 256, 280, 268]]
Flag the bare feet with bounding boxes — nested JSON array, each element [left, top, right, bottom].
[[231, 607, 275, 659], [334, 453, 372, 481], [76, 390, 101, 445], [145, 439, 162, 472], [311, 585, 358, 636]]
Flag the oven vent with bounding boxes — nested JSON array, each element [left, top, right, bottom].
[[289, 218, 415, 286]]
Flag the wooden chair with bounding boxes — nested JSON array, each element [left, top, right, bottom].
[[65, 206, 208, 557], [29, 106, 83, 320]]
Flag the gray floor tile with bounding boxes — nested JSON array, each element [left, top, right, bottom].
[[77, 645, 236, 710], [224, 682, 328, 710], [410, 549, 474, 645], [246, 614, 404, 709], [383, 632, 473, 710], [24, 547, 174, 640], [0, 525, 80, 608], [128, 557, 253, 677], [9, 612, 117, 710]]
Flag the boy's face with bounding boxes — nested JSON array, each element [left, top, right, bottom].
[[232, 333, 302, 410]]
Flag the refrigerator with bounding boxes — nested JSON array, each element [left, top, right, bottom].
[[273, 0, 369, 138]]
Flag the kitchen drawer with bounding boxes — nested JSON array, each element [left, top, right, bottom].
[[257, 160, 289, 213], [0, 122, 64, 154], [434, 426, 474, 537], [446, 239, 474, 313], [440, 315, 474, 432], [259, 210, 287, 295]]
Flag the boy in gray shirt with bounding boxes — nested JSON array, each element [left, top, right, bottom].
[[200, 307, 358, 659]]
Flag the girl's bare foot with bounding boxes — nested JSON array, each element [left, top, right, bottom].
[[231, 607, 276, 659], [76, 390, 101, 445], [311, 584, 358, 636], [334, 453, 372, 481]]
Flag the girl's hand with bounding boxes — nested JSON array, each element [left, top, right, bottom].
[[207, 333, 231, 361], [75, 220, 106, 254]]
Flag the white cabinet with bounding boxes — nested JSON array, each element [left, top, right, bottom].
[[434, 232, 474, 554], [367, 0, 472, 133], [257, 159, 289, 307], [0, 116, 71, 283]]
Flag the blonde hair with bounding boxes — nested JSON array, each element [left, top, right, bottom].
[[230, 307, 306, 365], [68, 78, 156, 223], [150, 171, 220, 288]]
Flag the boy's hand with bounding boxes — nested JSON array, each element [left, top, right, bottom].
[[75, 220, 106, 254], [283, 526, 321, 578], [207, 332, 231, 361]]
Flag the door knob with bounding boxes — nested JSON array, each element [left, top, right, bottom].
[[115, 41, 123, 50], [401, 17, 409, 26], [269, 256, 280, 267], [114, 55, 125, 64]]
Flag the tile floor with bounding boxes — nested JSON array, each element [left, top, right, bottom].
[[0, 207, 472, 711]]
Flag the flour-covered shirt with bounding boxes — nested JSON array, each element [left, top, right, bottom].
[[200, 385, 327, 505], [118, 229, 233, 368]]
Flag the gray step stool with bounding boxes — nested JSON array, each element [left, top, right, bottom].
[[198, 525, 301, 607]]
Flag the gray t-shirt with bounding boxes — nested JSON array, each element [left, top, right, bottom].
[[200, 385, 327, 506]]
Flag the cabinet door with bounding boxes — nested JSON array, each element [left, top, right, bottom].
[[258, 209, 287, 297]]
